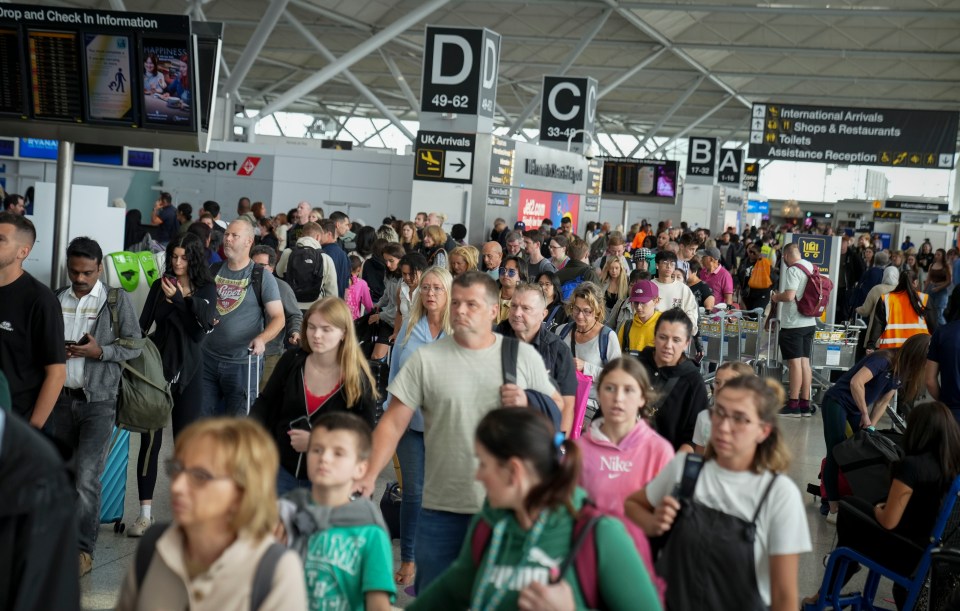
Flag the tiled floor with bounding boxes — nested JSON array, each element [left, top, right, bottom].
[[80, 412, 895, 610]]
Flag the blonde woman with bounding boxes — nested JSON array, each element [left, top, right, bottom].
[[116, 418, 307, 610], [448, 245, 479, 277], [600, 255, 630, 312], [387, 266, 454, 586], [251, 298, 379, 495], [420, 225, 448, 269]]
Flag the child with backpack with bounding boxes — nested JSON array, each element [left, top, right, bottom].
[[410, 408, 661, 611], [278, 412, 395, 611], [344, 254, 373, 321]]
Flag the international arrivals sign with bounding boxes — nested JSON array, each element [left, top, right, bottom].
[[749, 103, 958, 169]]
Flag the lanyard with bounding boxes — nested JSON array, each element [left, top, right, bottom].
[[470, 511, 549, 611]]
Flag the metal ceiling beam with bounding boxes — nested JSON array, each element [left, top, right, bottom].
[[288, 0, 423, 54], [507, 8, 613, 135], [223, 0, 291, 97], [601, 0, 752, 109], [628, 74, 704, 156], [255, 0, 450, 122], [107, 0, 126, 10], [379, 51, 420, 114], [678, 42, 960, 61], [285, 12, 415, 141], [649, 96, 732, 156], [598, 47, 667, 99], [615, 2, 960, 19]]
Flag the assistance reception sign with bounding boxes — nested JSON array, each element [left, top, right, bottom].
[[749, 103, 958, 169]]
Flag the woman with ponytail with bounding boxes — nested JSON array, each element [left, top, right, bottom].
[[411, 408, 660, 611], [626, 376, 811, 611]]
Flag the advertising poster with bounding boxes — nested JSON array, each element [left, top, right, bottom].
[[84, 33, 133, 122], [141, 38, 192, 128], [517, 189, 580, 229]]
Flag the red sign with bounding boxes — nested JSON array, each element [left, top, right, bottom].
[[237, 156, 261, 176], [517, 189, 579, 229]]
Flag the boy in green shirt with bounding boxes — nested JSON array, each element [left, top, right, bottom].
[[279, 412, 395, 611]]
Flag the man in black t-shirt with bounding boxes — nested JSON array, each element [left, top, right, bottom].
[[0, 213, 66, 427], [150, 191, 178, 245]]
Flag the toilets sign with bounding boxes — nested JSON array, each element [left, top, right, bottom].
[[420, 26, 500, 119]]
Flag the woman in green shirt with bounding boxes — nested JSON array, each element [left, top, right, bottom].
[[411, 408, 661, 611]]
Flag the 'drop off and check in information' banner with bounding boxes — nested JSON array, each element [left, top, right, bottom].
[[749, 103, 958, 169]]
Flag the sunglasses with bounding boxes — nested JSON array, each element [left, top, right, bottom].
[[499, 268, 519, 278]]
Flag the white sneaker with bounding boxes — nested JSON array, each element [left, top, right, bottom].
[[127, 516, 155, 537], [825, 511, 838, 525]]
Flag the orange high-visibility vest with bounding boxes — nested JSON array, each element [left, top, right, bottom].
[[877, 291, 929, 349]]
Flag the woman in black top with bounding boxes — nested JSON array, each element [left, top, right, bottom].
[[251, 297, 379, 495], [806, 401, 960, 608], [536, 271, 569, 332], [129, 233, 217, 537]]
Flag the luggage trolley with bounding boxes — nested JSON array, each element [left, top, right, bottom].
[[698, 308, 746, 382], [738, 308, 766, 365], [810, 321, 864, 402]]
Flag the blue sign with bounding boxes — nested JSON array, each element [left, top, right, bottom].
[[747, 199, 769, 214], [19, 138, 59, 160]]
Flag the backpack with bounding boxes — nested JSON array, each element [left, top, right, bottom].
[[748, 257, 773, 290], [211, 262, 266, 310], [501, 336, 562, 431], [135, 522, 285, 610], [790, 262, 833, 318], [284, 245, 325, 302], [558, 322, 610, 362], [560, 274, 586, 301], [107, 289, 174, 433]]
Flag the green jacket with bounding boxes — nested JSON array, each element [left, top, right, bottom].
[[410, 488, 661, 611]]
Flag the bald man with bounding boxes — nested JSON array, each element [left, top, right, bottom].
[[482, 241, 504, 280]]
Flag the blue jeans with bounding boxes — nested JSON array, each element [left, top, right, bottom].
[[414, 508, 473, 594], [276, 465, 311, 497], [821, 397, 862, 502], [201, 356, 263, 418], [396, 429, 425, 563], [929, 288, 948, 326], [45, 394, 116, 555]]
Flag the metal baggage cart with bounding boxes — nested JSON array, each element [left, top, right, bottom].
[[738, 308, 766, 364], [699, 309, 746, 378], [811, 321, 865, 398]]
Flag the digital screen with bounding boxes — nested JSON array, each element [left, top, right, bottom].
[[75, 143, 123, 166], [195, 36, 218, 132], [28, 30, 82, 121], [19, 137, 58, 160], [0, 139, 14, 157], [0, 29, 24, 115], [601, 159, 679, 202], [141, 37, 193, 129], [83, 33, 134, 123], [126, 149, 156, 168]]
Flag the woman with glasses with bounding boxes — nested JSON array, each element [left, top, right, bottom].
[[496, 255, 526, 323], [386, 266, 454, 587], [250, 298, 379, 495], [555, 283, 621, 422], [626, 375, 811, 611], [549, 235, 570, 270], [536, 271, 569, 332], [116, 418, 308, 610]]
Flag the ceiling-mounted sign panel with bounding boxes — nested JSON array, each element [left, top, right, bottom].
[[686, 136, 717, 178], [749, 102, 959, 169], [538, 76, 598, 147], [412, 130, 475, 184], [742, 160, 760, 192], [420, 26, 500, 119], [717, 148, 743, 186]]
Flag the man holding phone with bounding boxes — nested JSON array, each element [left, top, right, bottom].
[[51, 237, 142, 576]]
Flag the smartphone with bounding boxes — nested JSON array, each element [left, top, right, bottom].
[[289, 415, 311, 432], [672, 454, 704, 502], [77, 334, 91, 346], [164, 273, 179, 285], [65, 340, 77, 347]]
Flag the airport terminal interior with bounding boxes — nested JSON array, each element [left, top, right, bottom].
[[2, 1, 959, 610]]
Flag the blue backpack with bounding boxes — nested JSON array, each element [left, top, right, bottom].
[[558, 322, 611, 363], [560, 274, 585, 301]]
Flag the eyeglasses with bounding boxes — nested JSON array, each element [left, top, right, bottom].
[[549, 244, 564, 250], [421, 284, 446, 294], [709, 405, 755, 429], [570, 306, 594, 318], [499, 268, 519, 278], [165, 459, 234, 487]]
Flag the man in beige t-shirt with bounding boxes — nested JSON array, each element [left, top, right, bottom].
[[357, 271, 560, 592]]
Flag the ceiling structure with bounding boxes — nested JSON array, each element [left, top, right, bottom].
[[60, 0, 960, 155]]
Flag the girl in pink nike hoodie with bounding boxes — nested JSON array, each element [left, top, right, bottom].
[[577, 357, 675, 517]]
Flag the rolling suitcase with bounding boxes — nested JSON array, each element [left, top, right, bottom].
[[99, 426, 131, 533]]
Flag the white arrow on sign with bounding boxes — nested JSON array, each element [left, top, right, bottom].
[[444, 152, 473, 179]]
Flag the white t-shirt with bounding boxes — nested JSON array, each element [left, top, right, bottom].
[[780, 258, 817, 329], [653, 279, 700, 335], [388, 335, 557, 514], [691, 409, 711, 447], [645, 453, 812, 606]]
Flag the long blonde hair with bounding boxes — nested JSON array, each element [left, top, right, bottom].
[[600, 256, 629, 299], [401, 267, 453, 348], [174, 418, 278, 541], [300, 297, 379, 405]]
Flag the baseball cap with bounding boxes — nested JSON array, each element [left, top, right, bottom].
[[514, 221, 526, 230], [698, 247, 721, 260], [629, 280, 659, 304]]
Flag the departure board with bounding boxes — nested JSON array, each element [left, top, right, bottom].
[[28, 30, 82, 121], [0, 28, 23, 115]]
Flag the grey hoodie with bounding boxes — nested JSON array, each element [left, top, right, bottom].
[[278, 488, 388, 558]]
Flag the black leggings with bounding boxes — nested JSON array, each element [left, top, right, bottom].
[[136, 371, 205, 502]]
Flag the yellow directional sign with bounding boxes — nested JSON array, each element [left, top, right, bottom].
[[416, 149, 443, 177]]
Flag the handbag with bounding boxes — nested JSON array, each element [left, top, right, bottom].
[[570, 371, 593, 439]]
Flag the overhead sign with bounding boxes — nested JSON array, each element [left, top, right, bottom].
[[487, 135, 515, 207], [585, 158, 602, 211], [538, 76, 598, 148], [873, 210, 902, 220], [746, 199, 769, 214], [161, 150, 273, 178], [742, 160, 760, 192], [717, 148, 743, 186], [686, 137, 717, 178], [749, 102, 959, 168], [412, 130, 475, 184], [885, 199, 949, 212], [420, 26, 500, 119], [513, 140, 588, 193]]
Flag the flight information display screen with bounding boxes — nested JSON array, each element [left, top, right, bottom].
[[0, 28, 23, 115], [28, 30, 83, 121]]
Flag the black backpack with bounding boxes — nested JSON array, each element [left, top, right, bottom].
[[284, 245, 325, 302]]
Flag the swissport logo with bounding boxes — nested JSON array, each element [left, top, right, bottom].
[[237, 157, 261, 176]]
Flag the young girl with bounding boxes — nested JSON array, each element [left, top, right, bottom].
[[626, 376, 811, 611], [411, 408, 661, 610], [345, 254, 374, 321], [691, 361, 756, 454]]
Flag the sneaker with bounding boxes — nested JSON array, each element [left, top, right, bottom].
[[779, 406, 801, 418], [801, 405, 813, 417], [79, 552, 93, 577], [127, 516, 155, 538], [825, 511, 838, 525]]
